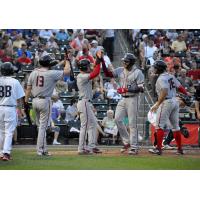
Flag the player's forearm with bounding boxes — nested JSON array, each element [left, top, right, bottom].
[[63, 60, 71, 75], [195, 101, 200, 115], [25, 86, 32, 102], [156, 89, 168, 107], [89, 63, 101, 80], [102, 59, 114, 77]]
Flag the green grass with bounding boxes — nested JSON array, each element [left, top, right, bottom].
[[0, 149, 200, 170]]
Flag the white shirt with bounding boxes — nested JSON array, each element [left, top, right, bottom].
[[105, 30, 115, 38], [39, 30, 53, 40], [0, 77, 25, 106], [145, 46, 157, 58], [52, 100, 64, 112]]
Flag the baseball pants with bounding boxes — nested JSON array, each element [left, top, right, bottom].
[[115, 95, 140, 149], [32, 98, 52, 154], [0, 107, 17, 155], [77, 99, 97, 152], [156, 98, 180, 131]]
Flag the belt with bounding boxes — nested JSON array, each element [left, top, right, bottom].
[[0, 105, 16, 107], [33, 96, 50, 99], [165, 97, 172, 100], [122, 95, 135, 98]]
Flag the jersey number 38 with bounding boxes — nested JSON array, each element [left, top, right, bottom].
[[0, 85, 12, 97]]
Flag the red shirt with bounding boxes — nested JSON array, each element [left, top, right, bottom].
[[17, 57, 32, 64], [78, 55, 95, 64]]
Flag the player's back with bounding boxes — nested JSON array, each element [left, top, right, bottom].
[[156, 72, 180, 99], [77, 73, 93, 100], [28, 68, 63, 97], [0, 76, 24, 106]]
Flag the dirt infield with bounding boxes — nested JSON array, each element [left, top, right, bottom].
[[33, 148, 200, 158]]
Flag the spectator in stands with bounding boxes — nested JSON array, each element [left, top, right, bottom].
[[70, 30, 85, 51], [144, 39, 158, 65], [46, 36, 59, 49], [103, 29, 115, 62], [171, 34, 187, 52], [50, 120, 61, 145], [16, 51, 32, 67], [54, 80, 68, 94], [39, 29, 53, 40], [102, 110, 118, 144], [85, 29, 99, 43], [178, 69, 194, 92], [90, 40, 98, 57], [139, 34, 148, 68], [55, 29, 69, 41], [30, 33, 40, 48], [65, 98, 78, 122], [52, 94, 65, 113], [1, 34, 13, 55], [93, 74, 104, 100], [0, 42, 13, 62], [17, 43, 32, 58], [67, 29, 74, 42], [166, 29, 178, 41], [12, 33, 26, 49]]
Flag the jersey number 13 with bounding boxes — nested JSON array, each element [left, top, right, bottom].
[[36, 76, 44, 87]]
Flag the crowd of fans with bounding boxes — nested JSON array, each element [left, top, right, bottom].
[[0, 29, 200, 145]]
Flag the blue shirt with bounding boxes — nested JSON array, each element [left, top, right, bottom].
[[17, 49, 32, 58], [56, 32, 69, 41]]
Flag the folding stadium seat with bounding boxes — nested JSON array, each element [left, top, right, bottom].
[[60, 97, 72, 105], [59, 91, 74, 98], [94, 104, 109, 112], [174, 51, 186, 58], [92, 98, 108, 105], [22, 64, 34, 73], [96, 111, 107, 120]]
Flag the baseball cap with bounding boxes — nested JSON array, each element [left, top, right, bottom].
[[91, 40, 98, 45], [142, 34, 148, 40]]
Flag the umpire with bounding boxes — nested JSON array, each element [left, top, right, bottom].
[[25, 54, 70, 156]]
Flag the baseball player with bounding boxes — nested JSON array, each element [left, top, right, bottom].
[[25, 54, 70, 156], [148, 60, 189, 155], [77, 50, 103, 155], [0, 62, 25, 161], [102, 53, 144, 155]]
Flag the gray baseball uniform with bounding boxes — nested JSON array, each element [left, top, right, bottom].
[[113, 65, 144, 149], [155, 72, 181, 131], [77, 73, 97, 152], [27, 68, 63, 154]]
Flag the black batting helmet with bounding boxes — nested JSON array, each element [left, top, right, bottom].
[[153, 60, 167, 74], [78, 59, 90, 72], [39, 54, 58, 67], [122, 53, 136, 66], [1, 62, 14, 76]]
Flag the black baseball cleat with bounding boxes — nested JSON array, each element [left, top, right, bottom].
[[37, 152, 52, 156], [128, 149, 138, 155], [120, 144, 130, 153], [148, 148, 162, 155], [92, 148, 102, 154], [2, 153, 12, 161], [78, 150, 93, 155], [176, 149, 184, 155]]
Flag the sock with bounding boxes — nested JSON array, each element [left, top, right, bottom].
[[156, 129, 164, 151], [173, 131, 182, 150]]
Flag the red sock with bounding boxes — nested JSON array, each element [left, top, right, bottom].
[[156, 129, 164, 151], [173, 131, 182, 150]]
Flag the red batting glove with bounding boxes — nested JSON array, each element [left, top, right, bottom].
[[117, 87, 128, 94]]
